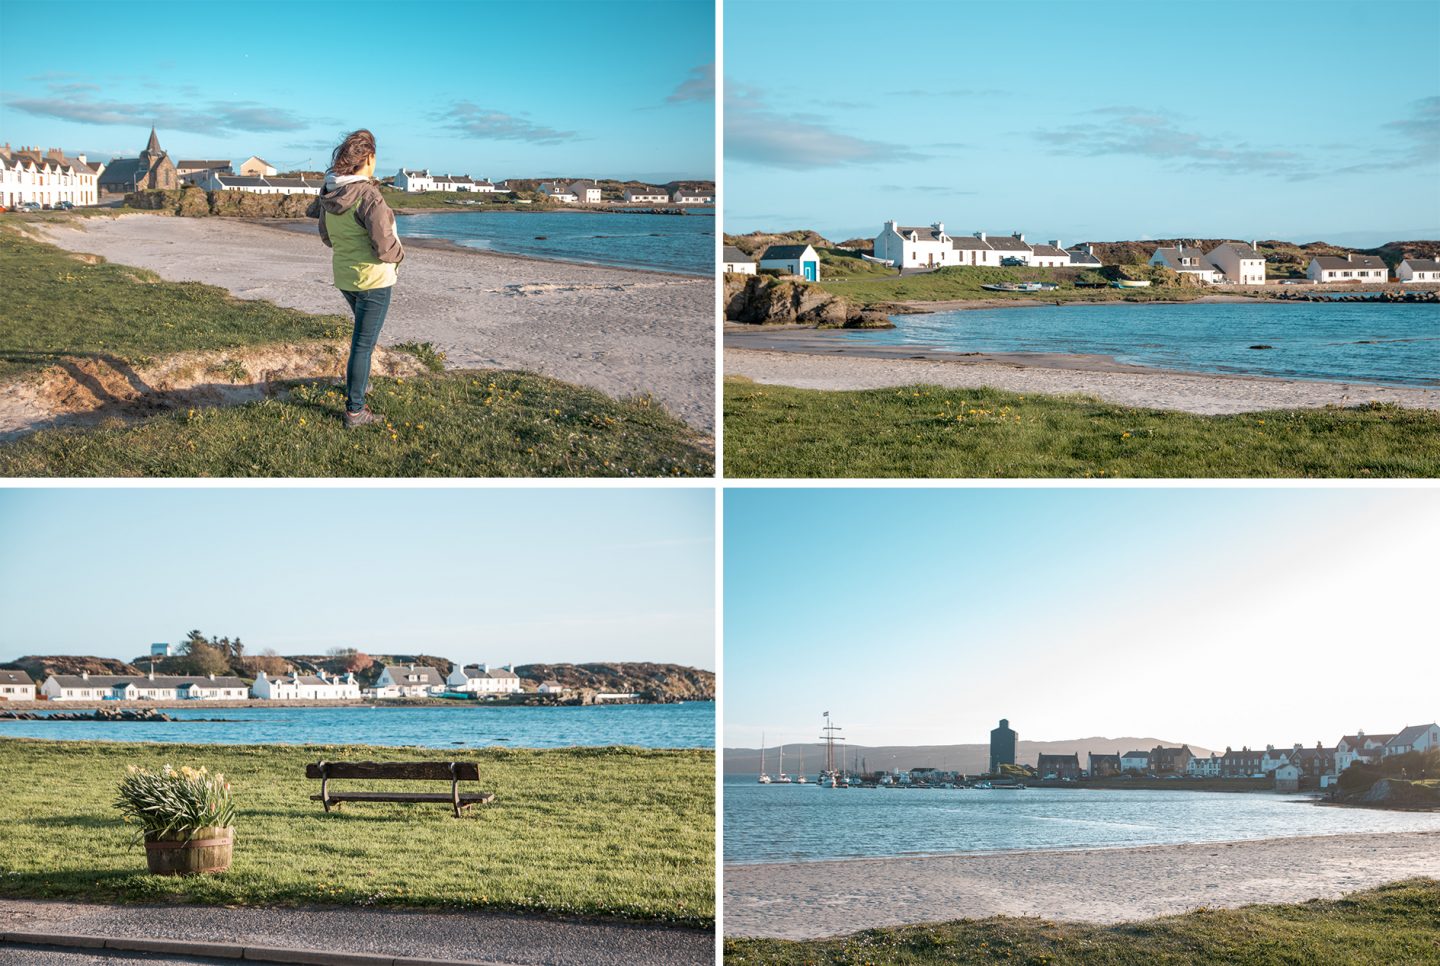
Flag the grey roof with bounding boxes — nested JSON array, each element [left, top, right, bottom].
[[1311, 254, 1387, 271], [1029, 243, 1067, 257], [382, 665, 445, 685], [1338, 733, 1395, 748], [1401, 258, 1440, 271], [723, 245, 755, 263], [486, 666, 519, 679], [1037, 753, 1079, 762], [539, 680, 563, 688], [567, 179, 600, 190], [210, 175, 320, 190], [0, 670, 34, 686], [176, 160, 230, 170], [983, 234, 1032, 252], [625, 186, 668, 195], [97, 158, 148, 188], [48, 673, 245, 689], [1153, 246, 1214, 270], [760, 244, 814, 260], [1208, 241, 1263, 259], [897, 225, 946, 240], [950, 235, 992, 250], [1388, 723, 1438, 746], [1121, 750, 1151, 759]]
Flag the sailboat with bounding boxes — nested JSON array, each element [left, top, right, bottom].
[[757, 733, 771, 783], [796, 748, 809, 783], [776, 744, 792, 783]]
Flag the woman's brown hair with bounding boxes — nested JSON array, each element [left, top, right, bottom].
[[330, 129, 376, 176]]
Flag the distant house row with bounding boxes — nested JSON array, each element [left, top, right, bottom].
[[872, 221, 1102, 271], [0, 143, 102, 208], [396, 169, 501, 193], [0, 662, 572, 702], [536, 180, 712, 205]]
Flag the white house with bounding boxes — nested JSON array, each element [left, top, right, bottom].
[[873, 221, 955, 269], [374, 664, 446, 697], [1206, 241, 1266, 285], [395, 168, 435, 192], [1335, 732, 1394, 773], [40, 671, 247, 701], [0, 670, 35, 701], [566, 180, 603, 203], [251, 669, 360, 701], [1260, 745, 1296, 774], [1384, 723, 1440, 757], [671, 188, 713, 204], [538, 680, 569, 695], [538, 181, 578, 203], [1028, 240, 1071, 268], [239, 155, 278, 177], [950, 234, 999, 266], [1273, 761, 1302, 793], [1150, 244, 1220, 282], [1067, 243, 1103, 267], [176, 160, 232, 185], [758, 243, 821, 281], [196, 172, 321, 196], [623, 186, 670, 204], [722, 245, 757, 274], [1307, 254, 1389, 284], [0, 143, 101, 208], [1186, 753, 1223, 777], [1120, 750, 1151, 773], [150, 642, 175, 657], [983, 232, 1034, 265], [445, 663, 523, 695], [1397, 258, 1440, 282]]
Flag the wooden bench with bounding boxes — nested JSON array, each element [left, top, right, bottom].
[[306, 761, 494, 818]]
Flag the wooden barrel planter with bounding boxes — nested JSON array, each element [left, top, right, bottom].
[[143, 826, 233, 876]]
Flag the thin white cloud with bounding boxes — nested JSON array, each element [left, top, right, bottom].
[[726, 81, 921, 169], [666, 63, 715, 104], [437, 102, 579, 144]]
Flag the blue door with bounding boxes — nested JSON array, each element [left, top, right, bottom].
[[803, 261, 817, 281]]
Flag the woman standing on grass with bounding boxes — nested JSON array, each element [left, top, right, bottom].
[[317, 129, 405, 428]]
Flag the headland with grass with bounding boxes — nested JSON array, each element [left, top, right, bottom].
[[0, 213, 713, 476]]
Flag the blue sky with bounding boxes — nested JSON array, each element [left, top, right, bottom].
[[725, 489, 1439, 751], [0, 488, 714, 668], [725, 0, 1440, 246], [0, 0, 713, 182]]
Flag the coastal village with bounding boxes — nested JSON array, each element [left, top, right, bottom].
[[723, 219, 1440, 286], [749, 715, 1440, 795], [0, 641, 715, 708], [0, 128, 714, 210]]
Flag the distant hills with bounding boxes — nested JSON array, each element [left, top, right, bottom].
[[722, 737, 1217, 775], [1, 654, 714, 701]]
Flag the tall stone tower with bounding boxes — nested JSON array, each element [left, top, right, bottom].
[[989, 718, 1017, 773]]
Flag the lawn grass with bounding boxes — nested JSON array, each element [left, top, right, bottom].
[[0, 217, 346, 381], [817, 265, 1203, 305], [723, 878, 1440, 964], [723, 378, 1440, 478], [0, 739, 714, 926], [0, 371, 713, 477]]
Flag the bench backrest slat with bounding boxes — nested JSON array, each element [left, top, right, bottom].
[[305, 761, 480, 781]]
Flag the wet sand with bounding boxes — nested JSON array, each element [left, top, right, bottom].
[[35, 215, 716, 432], [725, 330, 1440, 415], [723, 830, 1440, 939]]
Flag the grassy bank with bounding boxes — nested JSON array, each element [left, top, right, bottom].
[[0, 218, 345, 380], [724, 878, 1440, 964], [816, 265, 1208, 305], [0, 219, 712, 477], [0, 370, 713, 477], [0, 739, 713, 926], [723, 378, 1440, 478]]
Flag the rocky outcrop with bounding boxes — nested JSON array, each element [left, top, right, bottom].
[[1273, 290, 1438, 303], [515, 662, 714, 702], [1, 708, 174, 722], [724, 273, 894, 329]]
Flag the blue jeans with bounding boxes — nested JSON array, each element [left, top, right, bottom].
[[341, 286, 393, 413]]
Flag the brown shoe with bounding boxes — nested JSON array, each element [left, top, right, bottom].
[[344, 405, 380, 429]]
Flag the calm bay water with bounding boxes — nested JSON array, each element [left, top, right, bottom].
[[398, 210, 713, 276], [0, 702, 714, 749], [723, 777, 1440, 864], [842, 301, 1440, 386]]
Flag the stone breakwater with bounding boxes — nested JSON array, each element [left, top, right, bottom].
[[1272, 289, 1439, 303], [1, 708, 175, 722]]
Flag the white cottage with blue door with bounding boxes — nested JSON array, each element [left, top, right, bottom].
[[759, 243, 820, 281]]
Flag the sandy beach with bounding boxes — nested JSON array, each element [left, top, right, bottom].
[[725, 331, 1440, 415], [35, 215, 715, 432], [723, 830, 1440, 939]]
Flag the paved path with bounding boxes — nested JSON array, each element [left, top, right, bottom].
[[0, 900, 713, 966], [1, 946, 224, 965]]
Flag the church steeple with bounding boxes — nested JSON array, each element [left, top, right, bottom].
[[143, 126, 162, 156]]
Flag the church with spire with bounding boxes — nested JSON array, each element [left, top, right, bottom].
[[97, 126, 179, 195]]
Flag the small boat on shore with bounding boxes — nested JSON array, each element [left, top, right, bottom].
[[1111, 279, 1152, 289], [982, 282, 1059, 293]]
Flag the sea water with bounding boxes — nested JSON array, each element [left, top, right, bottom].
[[0, 701, 714, 749], [722, 777, 1440, 863], [841, 301, 1439, 387], [398, 210, 713, 276]]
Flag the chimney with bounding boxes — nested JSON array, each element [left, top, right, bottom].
[[81, 670, 89, 680], [148, 669, 155, 681], [1016, 232, 1025, 242], [933, 221, 944, 234], [1050, 239, 1060, 250], [209, 673, 216, 681], [976, 231, 986, 241], [77, 154, 86, 164]]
